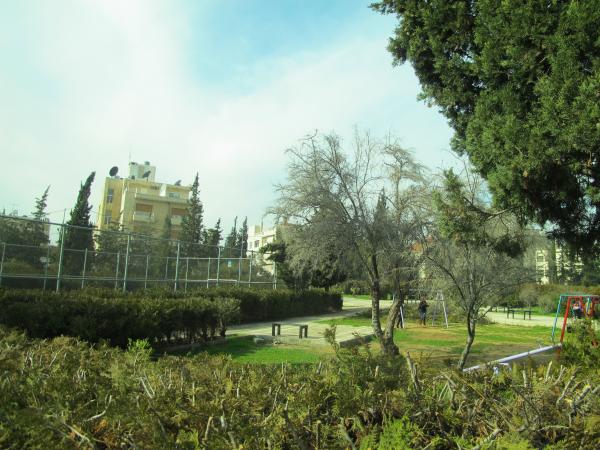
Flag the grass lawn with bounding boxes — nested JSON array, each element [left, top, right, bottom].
[[171, 335, 326, 364], [317, 313, 554, 366]]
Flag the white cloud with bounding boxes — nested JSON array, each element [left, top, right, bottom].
[[0, 0, 453, 233]]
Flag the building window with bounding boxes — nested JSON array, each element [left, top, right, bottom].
[[169, 192, 180, 199], [254, 240, 260, 248], [107, 188, 114, 204], [104, 214, 112, 225]]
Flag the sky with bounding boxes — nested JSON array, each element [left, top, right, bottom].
[[0, 0, 454, 233]]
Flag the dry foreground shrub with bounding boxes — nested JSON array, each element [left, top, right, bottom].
[[0, 326, 599, 449]]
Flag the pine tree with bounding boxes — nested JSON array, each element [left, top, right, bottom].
[[223, 217, 238, 258], [23, 186, 50, 267], [180, 173, 204, 256], [62, 172, 95, 273], [203, 218, 222, 257], [237, 217, 249, 258]]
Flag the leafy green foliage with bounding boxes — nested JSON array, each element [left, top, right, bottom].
[[0, 287, 342, 346], [0, 327, 598, 448], [180, 173, 204, 256], [373, 0, 600, 253], [61, 172, 95, 273]]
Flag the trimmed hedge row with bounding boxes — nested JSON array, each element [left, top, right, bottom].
[[0, 287, 342, 347], [0, 292, 239, 348]]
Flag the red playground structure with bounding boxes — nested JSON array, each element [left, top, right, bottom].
[[551, 294, 600, 344]]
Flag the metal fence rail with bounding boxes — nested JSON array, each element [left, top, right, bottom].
[[0, 215, 277, 292]]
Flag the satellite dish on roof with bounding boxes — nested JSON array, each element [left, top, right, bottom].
[[174, 180, 181, 186], [109, 166, 119, 177], [142, 170, 151, 179]]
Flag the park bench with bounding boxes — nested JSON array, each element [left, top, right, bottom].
[[506, 307, 517, 319], [271, 322, 308, 339], [522, 309, 532, 320]]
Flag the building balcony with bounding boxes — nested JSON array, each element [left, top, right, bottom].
[[134, 191, 188, 204], [133, 211, 155, 223], [171, 215, 183, 226]]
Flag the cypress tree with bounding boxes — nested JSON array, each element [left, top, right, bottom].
[[237, 217, 249, 258], [180, 173, 203, 256], [62, 172, 95, 273], [223, 217, 238, 258]]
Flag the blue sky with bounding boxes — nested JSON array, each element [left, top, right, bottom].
[[0, 0, 454, 232]]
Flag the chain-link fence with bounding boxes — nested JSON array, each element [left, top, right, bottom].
[[0, 215, 277, 291]]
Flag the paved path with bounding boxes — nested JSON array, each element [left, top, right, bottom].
[[229, 297, 391, 346], [485, 310, 556, 328]]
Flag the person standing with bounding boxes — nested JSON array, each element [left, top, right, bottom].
[[418, 299, 429, 326]]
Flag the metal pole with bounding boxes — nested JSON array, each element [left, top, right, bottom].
[[56, 225, 66, 292], [122, 234, 131, 292], [43, 245, 50, 291], [174, 242, 180, 292], [184, 257, 189, 292], [248, 257, 252, 287], [81, 248, 88, 289], [164, 256, 169, 280], [144, 254, 149, 289], [237, 243, 243, 286], [0, 242, 5, 288], [442, 300, 449, 328], [216, 247, 221, 286], [114, 252, 120, 290], [206, 257, 211, 288]]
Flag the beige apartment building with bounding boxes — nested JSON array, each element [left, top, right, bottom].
[[96, 162, 191, 239]]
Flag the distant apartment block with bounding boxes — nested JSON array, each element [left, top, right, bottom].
[[96, 161, 191, 239], [247, 224, 277, 254], [535, 243, 584, 284]]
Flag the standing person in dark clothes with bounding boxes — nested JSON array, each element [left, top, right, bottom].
[[418, 299, 429, 326]]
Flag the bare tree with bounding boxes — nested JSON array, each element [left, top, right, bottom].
[[271, 130, 427, 355], [424, 169, 532, 369]]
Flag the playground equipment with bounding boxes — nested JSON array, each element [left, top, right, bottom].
[[397, 289, 449, 328], [466, 293, 599, 372], [551, 293, 600, 345]]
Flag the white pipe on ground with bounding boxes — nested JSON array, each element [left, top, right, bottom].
[[463, 344, 561, 372]]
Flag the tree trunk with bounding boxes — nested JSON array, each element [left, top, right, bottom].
[[457, 319, 476, 370], [382, 291, 402, 356], [371, 280, 400, 356]]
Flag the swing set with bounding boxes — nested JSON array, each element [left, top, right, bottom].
[[397, 289, 449, 328], [551, 294, 600, 345]]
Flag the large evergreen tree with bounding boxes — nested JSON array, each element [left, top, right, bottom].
[[23, 186, 50, 267], [237, 217, 249, 258], [223, 217, 238, 258], [373, 0, 600, 254], [62, 172, 95, 273], [180, 173, 204, 256], [203, 218, 222, 258]]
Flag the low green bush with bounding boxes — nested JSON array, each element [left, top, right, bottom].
[[0, 291, 239, 348], [0, 287, 342, 347], [0, 327, 598, 449]]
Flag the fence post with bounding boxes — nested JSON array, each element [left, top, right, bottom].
[[144, 254, 149, 289], [248, 257, 252, 287], [184, 257, 189, 292], [164, 256, 169, 280], [0, 242, 5, 288], [43, 245, 50, 291], [174, 242, 180, 292], [216, 247, 221, 286], [114, 252, 120, 290], [122, 234, 131, 292], [237, 244, 243, 286], [56, 224, 66, 292], [206, 257, 211, 288], [81, 248, 88, 289]]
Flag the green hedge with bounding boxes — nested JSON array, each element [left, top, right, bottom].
[[0, 287, 342, 347], [0, 291, 239, 348]]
